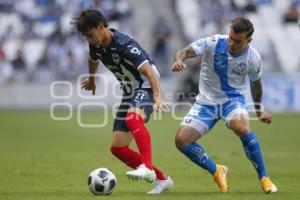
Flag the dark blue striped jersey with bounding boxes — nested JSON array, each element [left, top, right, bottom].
[[89, 29, 160, 95]]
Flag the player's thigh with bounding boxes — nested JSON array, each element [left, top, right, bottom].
[[128, 88, 153, 122], [112, 89, 153, 134], [177, 102, 218, 147], [111, 131, 133, 147], [228, 114, 251, 136], [222, 98, 251, 135], [113, 101, 130, 132], [175, 125, 202, 147], [127, 107, 145, 118]]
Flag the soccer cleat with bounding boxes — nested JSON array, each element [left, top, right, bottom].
[[213, 164, 229, 193], [147, 176, 174, 194], [126, 164, 156, 183], [260, 177, 278, 193]]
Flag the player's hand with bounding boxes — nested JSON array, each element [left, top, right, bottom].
[[153, 99, 171, 112], [171, 60, 186, 72], [256, 111, 272, 124], [81, 78, 96, 95]]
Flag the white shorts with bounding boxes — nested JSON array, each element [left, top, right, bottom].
[[181, 97, 249, 135]]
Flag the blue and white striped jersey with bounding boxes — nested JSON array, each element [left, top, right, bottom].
[[191, 34, 262, 103], [89, 29, 159, 95]]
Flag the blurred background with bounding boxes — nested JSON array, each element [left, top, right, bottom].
[[1, 1, 300, 199], [0, 0, 300, 112]]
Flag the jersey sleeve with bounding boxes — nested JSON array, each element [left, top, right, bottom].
[[89, 44, 101, 62], [191, 35, 217, 56], [120, 41, 149, 69], [248, 49, 262, 81]]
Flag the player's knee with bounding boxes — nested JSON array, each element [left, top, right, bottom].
[[125, 112, 143, 131], [175, 127, 201, 148], [232, 124, 250, 135], [110, 146, 119, 156], [110, 146, 125, 157], [175, 135, 187, 149]]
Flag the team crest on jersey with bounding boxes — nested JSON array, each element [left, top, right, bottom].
[[233, 62, 246, 75], [112, 53, 120, 64]]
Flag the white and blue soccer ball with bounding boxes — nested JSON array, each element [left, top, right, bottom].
[[88, 168, 117, 195]]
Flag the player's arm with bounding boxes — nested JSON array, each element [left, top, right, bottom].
[[120, 40, 169, 111], [172, 35, 214, 72], [81, 58, 99, 95], [138, 62, 169, 111], [250, 78, 263, 112], [171, 45, 197, 72], [250, 78, 272, 124]]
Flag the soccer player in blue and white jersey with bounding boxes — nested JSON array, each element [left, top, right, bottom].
[[172, 17, 277, 193], [72, 9, 173, 194]]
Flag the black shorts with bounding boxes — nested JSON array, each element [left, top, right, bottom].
[[113, 88, 154, 132]]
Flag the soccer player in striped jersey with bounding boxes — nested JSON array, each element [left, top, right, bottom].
[[72, 9, 173, 194], [172, 16, 277, 193]]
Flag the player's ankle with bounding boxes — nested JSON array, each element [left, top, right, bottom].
[[144, 163, 154, 170]]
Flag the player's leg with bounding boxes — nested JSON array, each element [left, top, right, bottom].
[[127, 106, 174, 194], [175, 125, 216, 174], [125, 108, 173, 189], [110, 99, 166, 183], [110, 131, 137, 166], [110, 130, 169, 186], [175, 103, 229, 192], [123, 106, 156, 183], [123, 89, 168, 183], [224, 99, 277, 193], [110, 101, 141, 168], [125, 107, 153, 171], [110, 131, 169, 177], [124, 89, 173, 192]]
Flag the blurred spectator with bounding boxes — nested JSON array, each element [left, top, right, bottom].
[[152, 16, 172, 78], [115, 0, 133, 35], [0, 0, 133, 84], [11, 49, 28, 82], [47, 29, 69, 80], [199, 0, 243, 35], [14, 0, 42, 21], [200, 0, 226, 33], [12, 49, 26, 71], [283, 1, 299, 23], [0, 0, 14, 12], [0, 61, 13, 83], [243, 0, 258, 13], [0, 37, 13, 83], [23, 19, 39, 39], [0, 39, 5, 60], [34, 43, 52, 82]]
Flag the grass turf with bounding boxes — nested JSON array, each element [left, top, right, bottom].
[[0, 111, 299, 200]]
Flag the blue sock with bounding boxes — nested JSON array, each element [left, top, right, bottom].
[[240, 131, 268, 179], [178, 143, 216, 174]]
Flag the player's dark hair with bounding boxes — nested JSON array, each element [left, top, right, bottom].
[[230, 16, 254, 38], [71, 9, 108, 34]]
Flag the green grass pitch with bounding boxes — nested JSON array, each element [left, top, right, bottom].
[[0, 111, 300, 200]]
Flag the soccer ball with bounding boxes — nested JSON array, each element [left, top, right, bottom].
[[87, 168, 117, 195]]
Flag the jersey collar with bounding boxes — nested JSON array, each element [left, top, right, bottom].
[[228, 45, 249, 58]]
